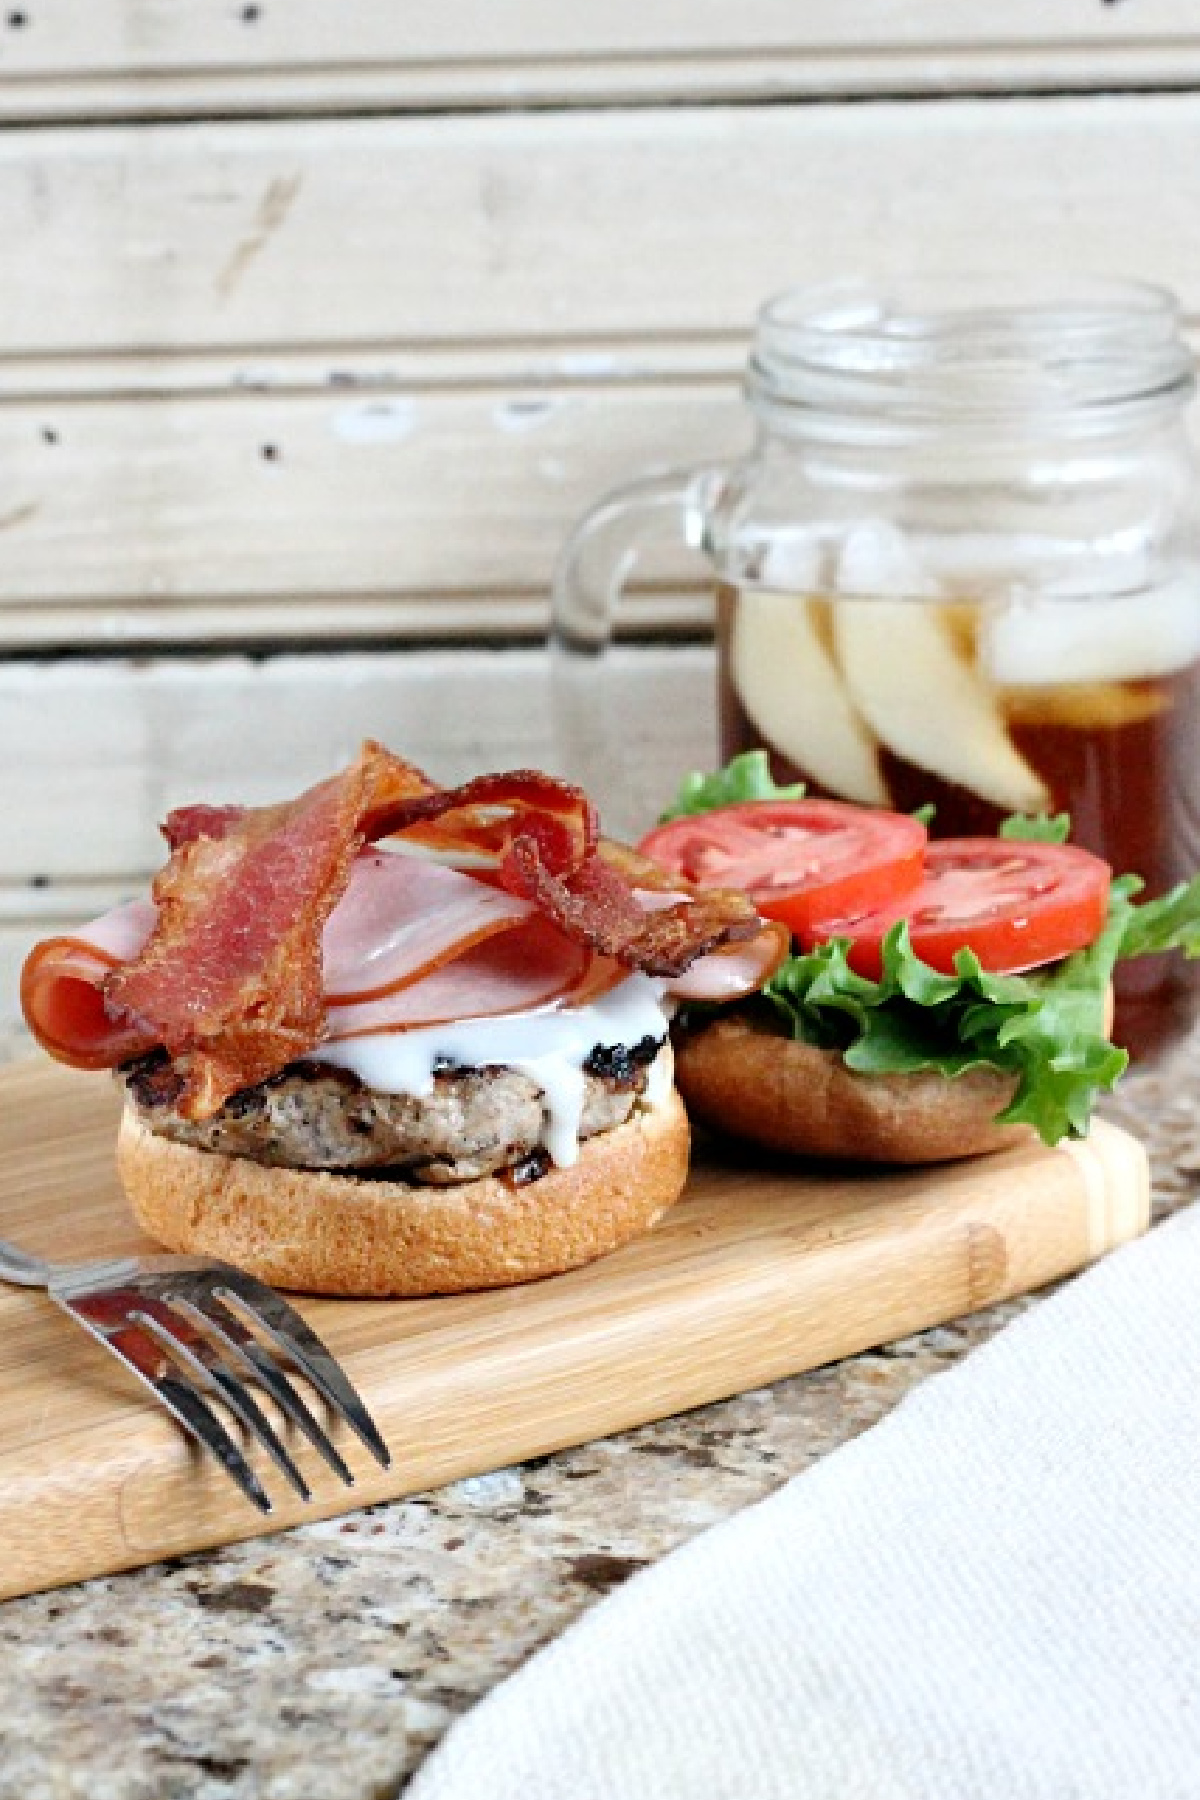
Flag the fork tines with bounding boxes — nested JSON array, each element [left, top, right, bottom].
[[55, 1262, 390, 1513]]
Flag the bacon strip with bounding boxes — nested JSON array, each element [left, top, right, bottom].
[[498, 834, 775, 979], [101, 743, 433, 1117], [163, 803, 249, 851], [374, 768, 597, 882]]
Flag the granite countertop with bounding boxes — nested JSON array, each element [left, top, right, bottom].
[[0, 1019, 1196, 1800]]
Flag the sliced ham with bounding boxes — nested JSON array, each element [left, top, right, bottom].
[[23, 866, 781, 1070], [322, 851, 534, 1003], [325, 916, 600, 1040], [21, 939, 153, 1071], [19, 899, 160, 1069], [663, 920, 791, 1002], [76, 896, 159, 962]]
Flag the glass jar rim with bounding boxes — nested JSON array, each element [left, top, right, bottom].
[[747, 275, 1195, 428]]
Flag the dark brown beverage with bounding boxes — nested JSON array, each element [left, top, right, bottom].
[[718, 583, 1200, 1058]]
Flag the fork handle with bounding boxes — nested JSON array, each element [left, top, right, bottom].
[[0, 1238, 54, 1288]]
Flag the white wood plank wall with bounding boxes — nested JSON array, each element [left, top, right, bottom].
[[0, 3, 1197, 114], [2, 3, 1199, 1026]]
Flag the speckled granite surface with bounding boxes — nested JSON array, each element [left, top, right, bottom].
[[0, 1017, 1197, 1800]]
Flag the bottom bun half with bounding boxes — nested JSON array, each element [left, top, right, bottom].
[[117, 1088, 691, 1298], [673, 1014, 1028, 1165]]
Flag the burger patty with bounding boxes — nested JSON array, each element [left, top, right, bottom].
[[121, 1036, 666, 1185]]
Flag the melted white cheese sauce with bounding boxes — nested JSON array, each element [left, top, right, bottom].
[[304, 973, 674, 1169]]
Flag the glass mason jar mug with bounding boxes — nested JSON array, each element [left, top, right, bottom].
[[551, 277, 1200, 1057]]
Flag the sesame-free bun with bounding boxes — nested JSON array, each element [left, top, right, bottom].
[[116, 1088, 690, 1297], [673, 1013, 1027, 1165]]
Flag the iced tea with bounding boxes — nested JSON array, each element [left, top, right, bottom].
[[718, 581, 1200, 1056]]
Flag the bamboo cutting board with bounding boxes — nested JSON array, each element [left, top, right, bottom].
[[0, 1057, 1148, 1601]]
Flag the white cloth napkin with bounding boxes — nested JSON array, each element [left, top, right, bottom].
[[409, 1203, 1200, 1799]]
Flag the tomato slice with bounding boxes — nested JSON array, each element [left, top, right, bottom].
[[637, 801, 927, 936], [805, 838, 1111, 978]]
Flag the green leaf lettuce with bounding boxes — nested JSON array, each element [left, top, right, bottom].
[[658, 751, 804, 821], [751, 873, 1200, 1145]]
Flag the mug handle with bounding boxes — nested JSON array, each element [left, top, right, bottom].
[[548, 463, 729, 827], [550, 464, 729, 654]]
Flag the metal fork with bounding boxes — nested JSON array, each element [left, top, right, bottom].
[[0, 1239, 391, 1512]]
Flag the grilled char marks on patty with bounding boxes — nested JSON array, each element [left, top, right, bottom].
[[121, 1036, 665, 1185]]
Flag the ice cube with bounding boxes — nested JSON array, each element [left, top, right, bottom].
[[837, 519, 939, 601], [982, 578, 1200, 687], [754, 527, 825, 592]]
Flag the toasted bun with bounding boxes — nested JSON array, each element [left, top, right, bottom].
[[674, 1013, 1028, 1164], [116, 1088, 690, 1297]]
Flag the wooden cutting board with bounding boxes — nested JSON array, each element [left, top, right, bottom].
[[0, 1057, 1148, 1601]]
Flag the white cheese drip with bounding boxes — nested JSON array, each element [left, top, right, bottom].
[[305, 974, 673, 1169]]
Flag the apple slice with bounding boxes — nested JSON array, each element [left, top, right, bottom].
[[833, 598, 1051, 814], [730, 589, 889, 805]]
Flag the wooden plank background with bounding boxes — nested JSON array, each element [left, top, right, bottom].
[[2, 101, 1200, 643], [1, 6, 1198, 1026], [0, 2, 1195, 116]]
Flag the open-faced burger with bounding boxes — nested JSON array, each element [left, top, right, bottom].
[[19, 742, 787, 1295], [640, 754, 1200, 1163]]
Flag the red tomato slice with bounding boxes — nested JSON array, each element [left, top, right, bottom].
[[637, 801, 927, 936], [805, 838, 1111, 978]]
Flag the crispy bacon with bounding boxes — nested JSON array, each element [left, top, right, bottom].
[[102, 742, 434, 1118], [374, 769, 597, 877], [91, 749, 595, 1116], [163, 803, 247, 851], [498, 834, 773, 979]]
